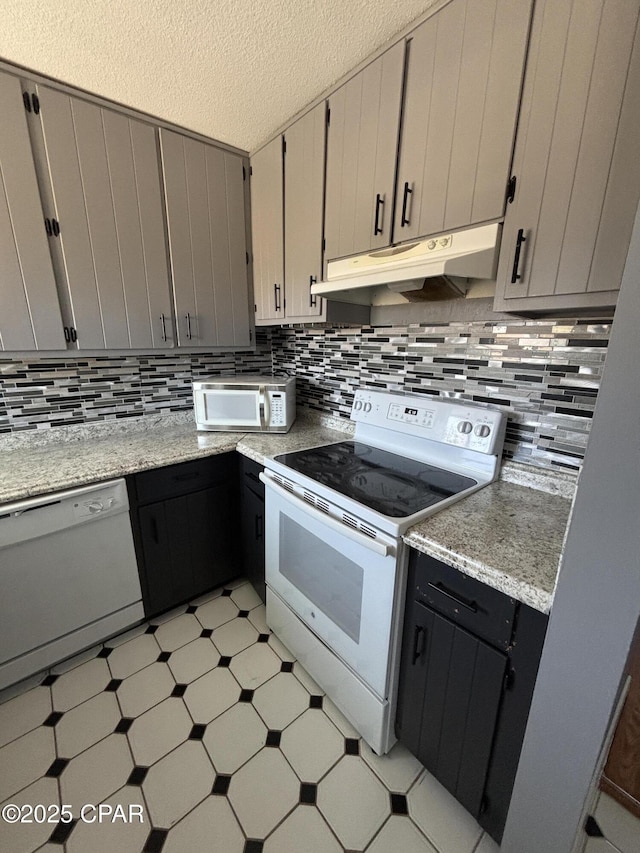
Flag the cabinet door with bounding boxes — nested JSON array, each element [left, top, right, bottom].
[[284, 102, 326, 320], [35, 86, 173, 349], [494, 0, 640, 312], [160, 130, 251, 347], [138, 485, 238, 617], [250, 136, 284, 322], [0, 72, 65, 351], [241, 481, 266, 602], [324, 41, 405, 260], [397, 598, 506, 819], [395, 0, 532, 241]]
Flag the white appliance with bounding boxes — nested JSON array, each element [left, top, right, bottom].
[[193, 374, 296, 433], [262, 389, 506, 754], [0, 479, 143, 689], [311, 223, 501, 300]]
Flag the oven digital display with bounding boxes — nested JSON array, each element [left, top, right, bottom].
[[387, 403, 434, 428]]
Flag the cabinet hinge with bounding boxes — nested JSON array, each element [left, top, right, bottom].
[[243, 165, 246, 181], [326, 104, 331, 126], [322, 237, 326, 252], [22, 92, 40, 114], [506, 175, 517, 205], [584, 816, 604, 838], [254, 304, 257, 313], [249, 165, 253, 176], [282, 136, 286, 156], [503, 667, 515, 692], [45, 218, 61, 238], [246, 251, 249, 265]]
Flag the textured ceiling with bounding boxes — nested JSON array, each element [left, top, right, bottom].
[[1, 0, 438, 152]]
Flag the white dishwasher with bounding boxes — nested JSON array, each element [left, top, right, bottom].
[[0, 478, 144, 689]]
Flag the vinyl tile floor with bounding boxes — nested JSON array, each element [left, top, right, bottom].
[[0, 579, 499, 853]]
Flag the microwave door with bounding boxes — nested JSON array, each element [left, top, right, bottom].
[[201, 389, 262, 428]]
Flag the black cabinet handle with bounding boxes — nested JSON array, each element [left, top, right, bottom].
[[400, 182, 412, 227], [374, 193, 384, 235], [45, 218, 52, 236], [255, 513, 263, 541], [309, 275, 317, 308], [160, 314, 167, 342], [32, 93, 40, 115], [185, 312, 192, 340], [68, 327, 77, 343], [412, 625, 425, 664], [51, 219, 60, 237], [427, 581, 478, 614], [23, 91, 32, 112], [274, 283, 282, 312], [64, 326, 71, 343], [511, 228, 527, 284]]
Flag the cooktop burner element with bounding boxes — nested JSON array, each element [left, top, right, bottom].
[[274, 441, 477, 518]]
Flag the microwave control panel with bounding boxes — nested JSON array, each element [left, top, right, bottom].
[[269, 392, 286, 426]]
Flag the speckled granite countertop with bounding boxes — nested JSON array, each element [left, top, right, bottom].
[[1, 411, 572, 612], [403, 481, 572, 614], [0, 414, 348, 505]]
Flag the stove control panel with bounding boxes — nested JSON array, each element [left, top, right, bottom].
[[351, 389, 505, 456]]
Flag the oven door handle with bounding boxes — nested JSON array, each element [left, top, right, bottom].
[[260, 473, 395, 558], [258, 385, 268, 430]]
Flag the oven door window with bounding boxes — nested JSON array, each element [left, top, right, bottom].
[[279, 515, 363, 643], [264, 481, 398, 699]]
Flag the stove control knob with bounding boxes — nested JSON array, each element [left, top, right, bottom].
[[363, 402, 372, 413], [457, 420, 473, 434], [474, 424, 491, 438]]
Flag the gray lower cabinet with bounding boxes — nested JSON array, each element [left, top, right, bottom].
[[494, 0, 640, 313], [396, 551, 548, 843], [324, 41, 405, 260], [395, 0, 532, 242], [160, 130, 252, 347], [251, 135, 285, 323], [0, 71, 66, 351], [29, 84, 174, 349]]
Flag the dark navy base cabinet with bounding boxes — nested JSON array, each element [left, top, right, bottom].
[[239, 456, 266, 602], [128, 454, 240, 618], [396, 551, 548, 843]]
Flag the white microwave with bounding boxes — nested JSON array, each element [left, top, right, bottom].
[[193, 375, 296, 433]]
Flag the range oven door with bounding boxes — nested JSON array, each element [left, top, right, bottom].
[[261, 472, 399, 699]]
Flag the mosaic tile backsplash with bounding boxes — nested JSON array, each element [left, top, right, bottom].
[[0, 346, 272, 433], [1, 316, 610, 470], [270, 318, 611, 471]]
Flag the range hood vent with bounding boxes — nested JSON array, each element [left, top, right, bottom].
[[312, 223, 501, 301]]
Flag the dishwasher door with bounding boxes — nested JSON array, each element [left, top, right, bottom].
[[0, 479, 143, 689]]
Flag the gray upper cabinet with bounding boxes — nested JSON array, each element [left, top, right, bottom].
[[395, 0, 533, 242], [33, 85, 174, 349], [0, 72, 65, 351], [494, 0, 640, 313], [250, 136, 284, 323], [283, 102, 325, 321], [324, 41, 405, 261], [160, 129, 251, 347]]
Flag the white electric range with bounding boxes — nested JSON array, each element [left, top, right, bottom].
[[260, 389, 506, 754]]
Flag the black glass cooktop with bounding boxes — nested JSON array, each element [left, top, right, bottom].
[[275, 441, 477, 518]]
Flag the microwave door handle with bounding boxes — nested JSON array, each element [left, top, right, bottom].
[[259, 472, 394, 558], [258, 385, 267, 429]]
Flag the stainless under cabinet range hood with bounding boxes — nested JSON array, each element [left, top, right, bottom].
[[312, 222, 501, 301]]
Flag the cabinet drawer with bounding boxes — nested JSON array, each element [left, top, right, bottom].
[[410, 552, 516, 650], [134, 454, 237, 505]]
